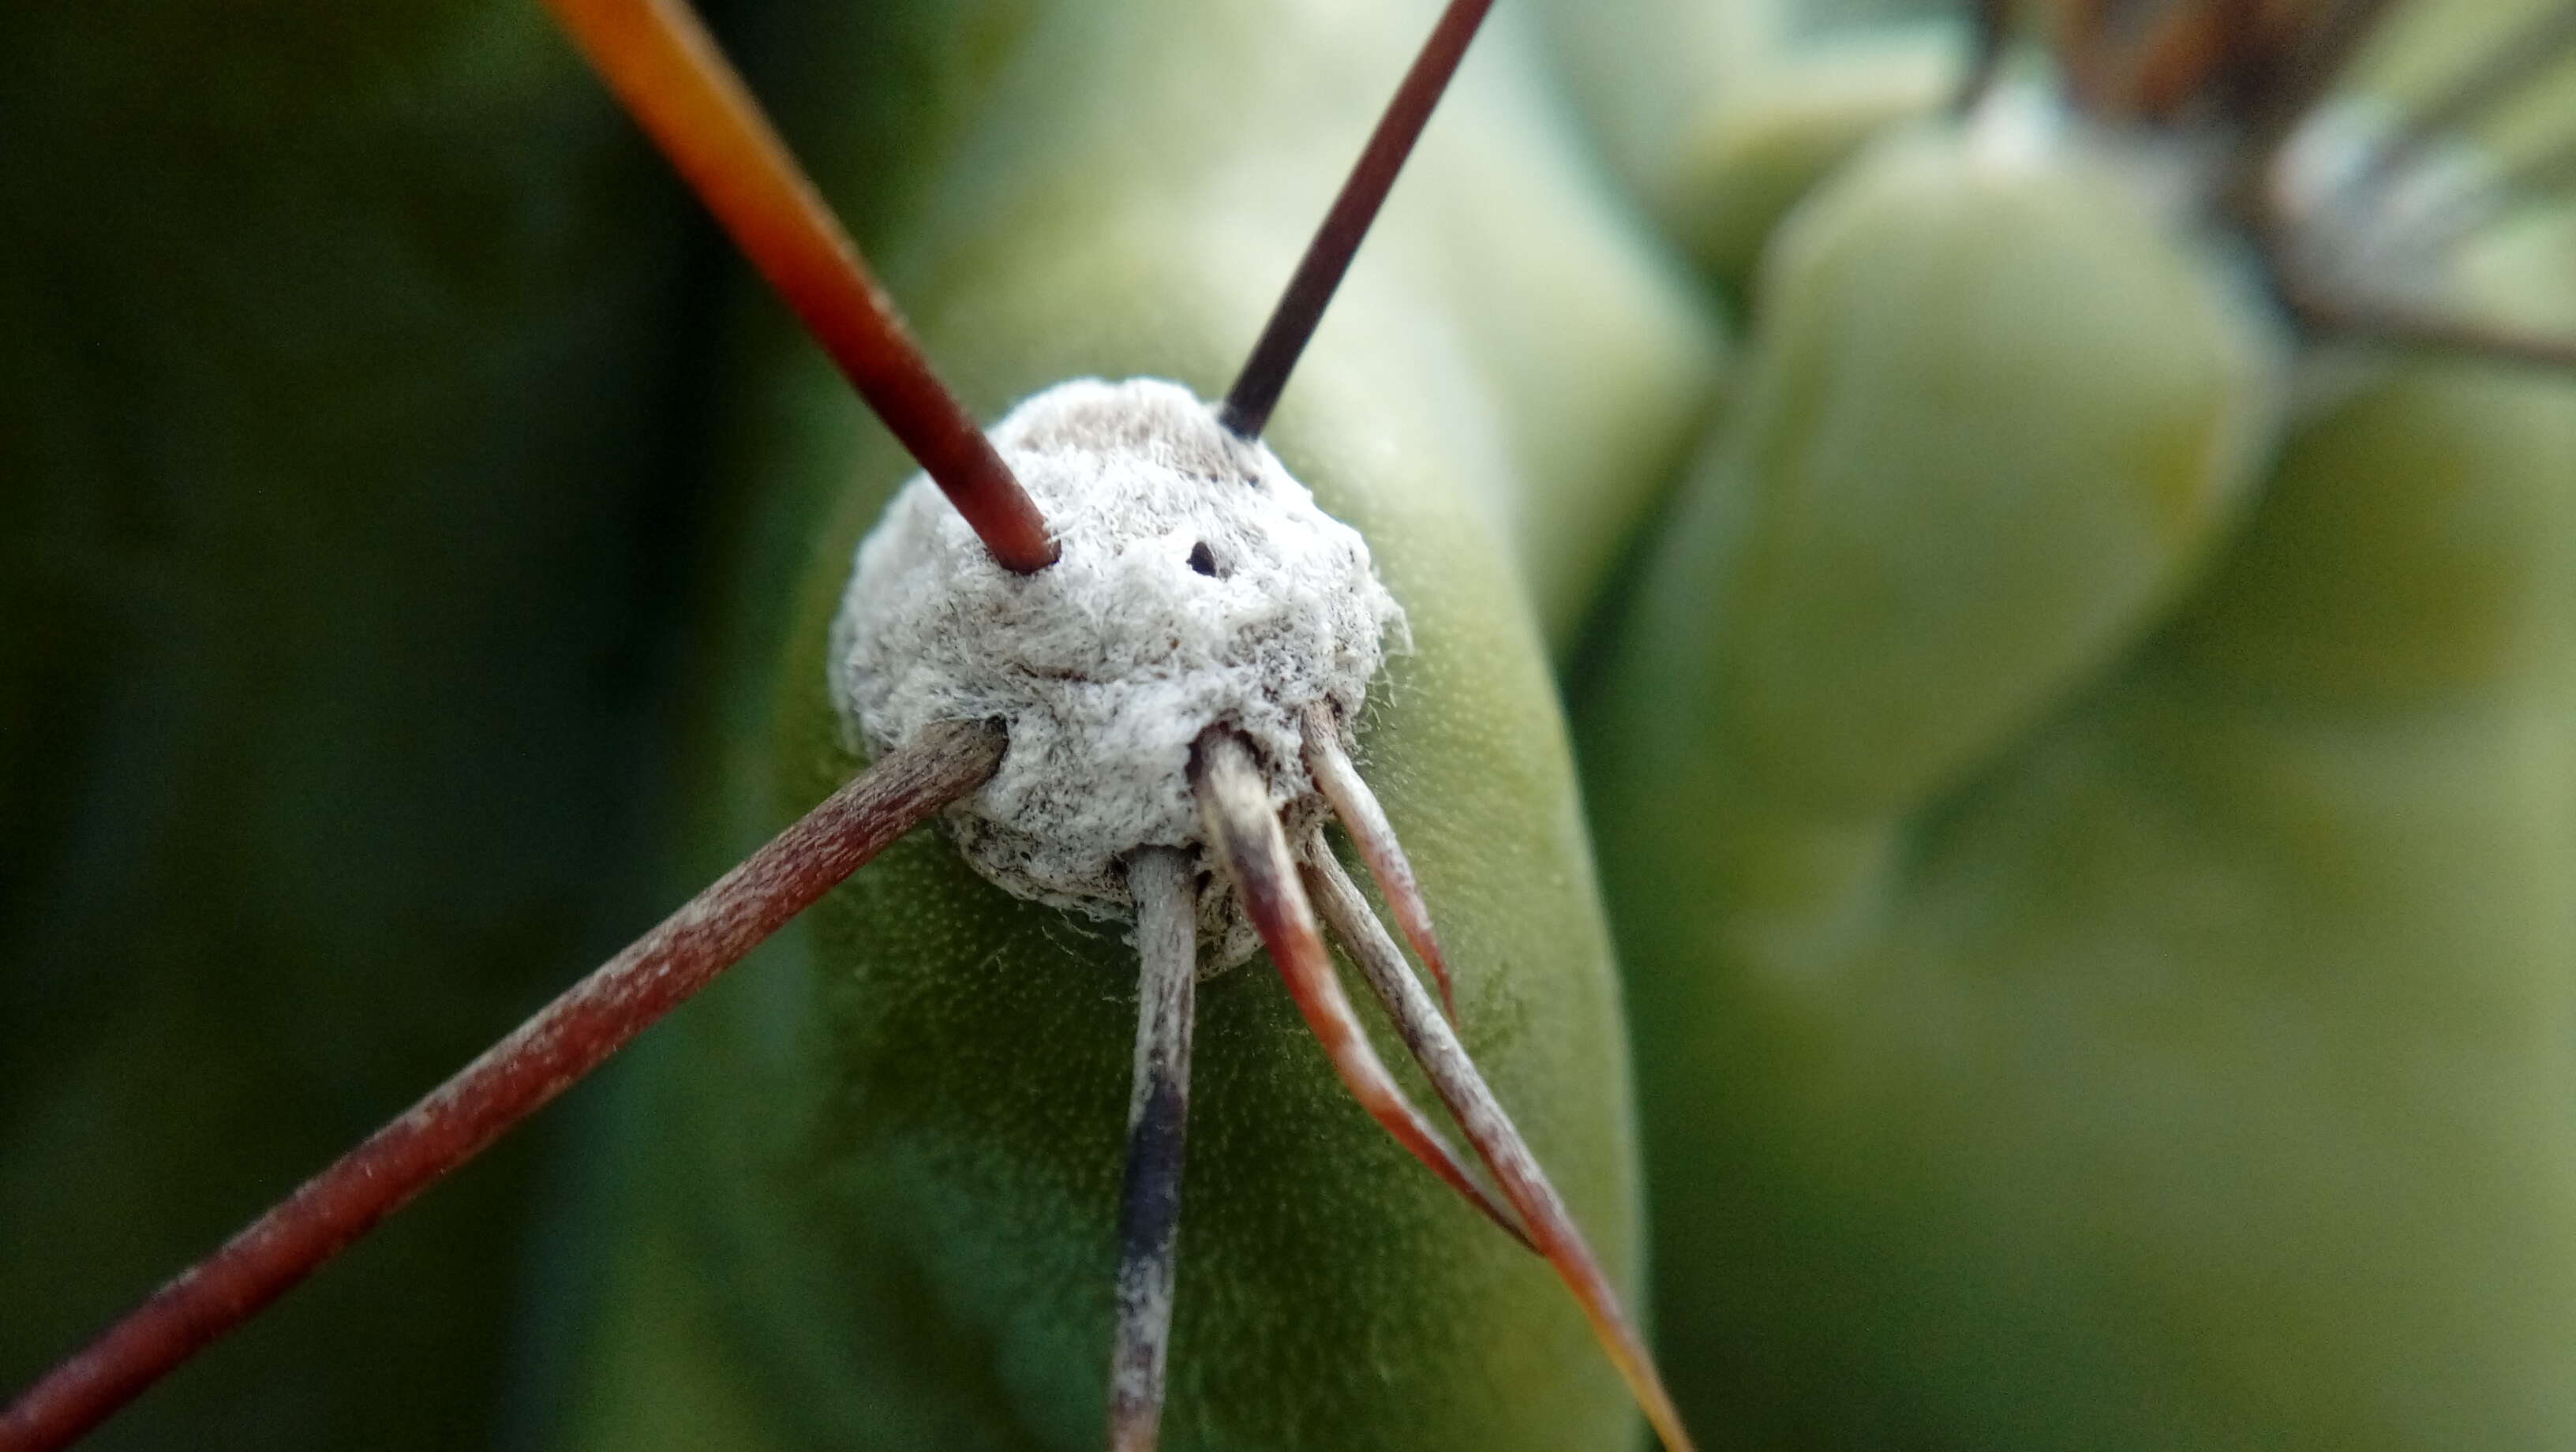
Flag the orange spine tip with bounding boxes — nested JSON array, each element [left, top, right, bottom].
[[541, 0, 1058, 573]]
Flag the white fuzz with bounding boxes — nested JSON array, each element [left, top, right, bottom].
[[829, 376, 1403, 934]]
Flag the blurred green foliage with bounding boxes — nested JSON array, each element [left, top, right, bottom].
[[0, 2, 713, 1445]]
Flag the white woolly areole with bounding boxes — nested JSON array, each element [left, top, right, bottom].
[[829, 376, 1403, 937]]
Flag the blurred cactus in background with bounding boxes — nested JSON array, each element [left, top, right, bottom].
[[1580, 1, 2576, 1447]]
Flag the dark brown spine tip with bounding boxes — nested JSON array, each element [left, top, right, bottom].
[[1106, 848, 1200, 1452], [0, 722, 1005, 1452], [540, 0, 1056, 574], [1218, 0, 1496, 440]]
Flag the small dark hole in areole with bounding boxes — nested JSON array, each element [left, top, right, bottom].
[[1188, 541, 1219, 577]]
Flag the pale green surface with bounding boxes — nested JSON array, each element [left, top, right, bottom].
[[1665, 39, 1961, 292], [2346, 0, 2576, 169], [1582, 110, 2576, 1452], [1665, 127, 2282, 814], [552, 2, 1723, 1448], [1537, 0, 1959, 294]]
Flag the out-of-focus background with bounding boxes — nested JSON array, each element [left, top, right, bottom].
[[1, 3, 721, 1445]]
